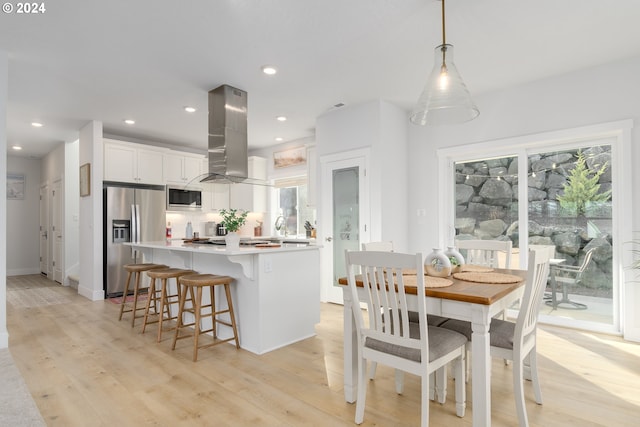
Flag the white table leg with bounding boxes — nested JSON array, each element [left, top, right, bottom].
[[471, 308, 492, 427], [343, 288, 358, 403]]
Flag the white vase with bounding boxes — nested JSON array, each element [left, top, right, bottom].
[[225, 231, 241, 250], [424, 248, 452, 277], [445, 246, 465, 273]]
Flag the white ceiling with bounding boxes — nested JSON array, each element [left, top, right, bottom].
[[2, 0, 640, 158]]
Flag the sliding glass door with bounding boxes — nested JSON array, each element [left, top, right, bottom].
[[451, 143, 615, 330]]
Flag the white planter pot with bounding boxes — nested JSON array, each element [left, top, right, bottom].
[[425, 248, 452, 277], [225, 231, 241, 250]]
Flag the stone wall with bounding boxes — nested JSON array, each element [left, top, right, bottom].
[[454, 146, 612, 291]]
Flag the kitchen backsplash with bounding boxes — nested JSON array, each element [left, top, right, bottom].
[[166, 211, 264, 239]]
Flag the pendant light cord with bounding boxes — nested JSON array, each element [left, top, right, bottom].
[[441, 0, 446, 46], [440, 0, 448, 66]]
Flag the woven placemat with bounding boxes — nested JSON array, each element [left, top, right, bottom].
[[402, 274, 453, 288], [460, 264, 494, 273], [453, 271, 522, 284]]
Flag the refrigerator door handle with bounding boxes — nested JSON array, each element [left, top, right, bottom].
[[135, 204, 141, 243], [130, 204, 137, 258]]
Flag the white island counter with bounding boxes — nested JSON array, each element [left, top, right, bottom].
[[128, 240, 321, 355]]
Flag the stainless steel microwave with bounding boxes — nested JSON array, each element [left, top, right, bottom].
[[166, 186, 202, 211]]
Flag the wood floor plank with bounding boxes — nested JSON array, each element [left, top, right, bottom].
[[6, 274, 640, 426]]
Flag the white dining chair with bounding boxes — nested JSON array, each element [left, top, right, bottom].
[[361, 241, 394, 252], [361, 241, 448, 381], [439, 248, 551, 427], [455, 238, 514, 373], [345, 250, 467, 427], [455, 239, 513, 268]]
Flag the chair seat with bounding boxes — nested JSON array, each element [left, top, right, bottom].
[[147, 268, 195, 279], [365, 325, 467, 363], [178, 273, 233, 287], [439, 318, 516, 350], [123, 263, 166, 273]]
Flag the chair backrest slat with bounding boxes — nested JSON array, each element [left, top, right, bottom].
[[516, 248, 551, 344], [362, 241, 394, 252], [455, 239, 513, 269], [577, 248, 596, 274]]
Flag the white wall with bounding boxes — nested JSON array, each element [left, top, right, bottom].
[[0, 50, 8, 348], [42, 142, 64, 184], [407, 55, 640, 340], [316, 100, 409, 250], [377, 101, 409, 252], [78, 121, 104, 301], [64, 140, 80, 284], [6, 156, 41, 275]]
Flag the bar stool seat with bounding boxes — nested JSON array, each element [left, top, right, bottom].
[[142, 268, 196, 342], [172, 273, 240, 361], [118, 263, 168, 327]]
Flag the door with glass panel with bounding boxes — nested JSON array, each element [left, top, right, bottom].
[[453, 143, 615, 330], [320, 154, 369, 304]]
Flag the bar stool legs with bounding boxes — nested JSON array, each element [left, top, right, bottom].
[[141, 268, 196, 342], [172, 274, 240, 361], [118, 263, 167, 327]]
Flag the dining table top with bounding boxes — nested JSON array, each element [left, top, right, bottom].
[[337, 267, 527, 306]]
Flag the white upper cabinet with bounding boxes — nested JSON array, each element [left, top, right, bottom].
[[210, 183, 230, 211], [229, 156, 267, 212], [104, 139, 164, 185], [164, 152, 205, 185], [201, 159, 230, 211]]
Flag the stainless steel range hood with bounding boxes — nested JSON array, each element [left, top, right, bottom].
[[200, 84, 249, 183]]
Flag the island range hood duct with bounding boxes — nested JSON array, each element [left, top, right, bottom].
[[201, 84, 249, 183]]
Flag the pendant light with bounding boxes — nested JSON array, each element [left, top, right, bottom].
[[410, 0, 479, 125]]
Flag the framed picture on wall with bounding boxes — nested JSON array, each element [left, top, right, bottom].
[[273, 146, 307, 169], [7, 173, 25, 200], [80, 163, 91, 197]]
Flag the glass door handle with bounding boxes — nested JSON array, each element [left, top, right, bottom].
[[325, 237, 333, 242]]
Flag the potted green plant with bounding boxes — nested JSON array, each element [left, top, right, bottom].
[[219, 208, 248, 249]]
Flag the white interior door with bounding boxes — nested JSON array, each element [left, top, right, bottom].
[[52, 179, 63, 283], [320, 150, 370, 304], [39, 184, 49, 276]]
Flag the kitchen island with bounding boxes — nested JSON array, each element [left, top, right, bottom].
[[127, 240, 321, 355]]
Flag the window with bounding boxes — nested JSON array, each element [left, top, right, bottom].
[[274, 176, 316, 237]]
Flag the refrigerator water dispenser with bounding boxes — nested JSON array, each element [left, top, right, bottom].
[[112, 220, 130, 243]]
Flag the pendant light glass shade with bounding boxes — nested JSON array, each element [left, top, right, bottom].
[[410, 44, 479, 125]]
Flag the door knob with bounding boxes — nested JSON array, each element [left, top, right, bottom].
[[325, 236, 333, 242]]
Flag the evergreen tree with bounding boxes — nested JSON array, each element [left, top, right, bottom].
[[557, 150, 611, 216]]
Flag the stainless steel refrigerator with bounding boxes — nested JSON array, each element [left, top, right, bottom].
[[103, 182, 166, 297]]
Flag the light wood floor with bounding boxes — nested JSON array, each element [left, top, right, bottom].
[[6, 275, 640, 426]]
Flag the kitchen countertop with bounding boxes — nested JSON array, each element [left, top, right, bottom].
[[128, 239, 320, 256]]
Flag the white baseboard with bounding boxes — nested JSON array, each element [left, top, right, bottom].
[[6, 268, 41, 276], [77, 285, 104, 301], [0, 331, 8, 349]]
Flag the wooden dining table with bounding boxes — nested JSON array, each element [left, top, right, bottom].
[[338, 267, 528, 427]]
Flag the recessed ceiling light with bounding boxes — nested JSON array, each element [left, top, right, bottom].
[[274, 137, 284, 142], [124, 119, 135, 125], [276, 116, 287, 122], [261, 65, 278, 75], [31, 122, 43, 127], [184, 106, 197, 113], [12, 145, 22, 150]]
